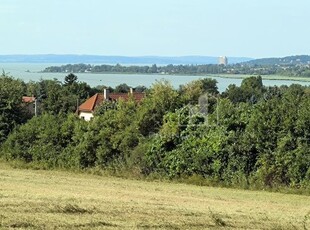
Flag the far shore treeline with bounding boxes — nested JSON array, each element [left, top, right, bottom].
[[42, 55, 310, 77], [0, 72, 309, 193]]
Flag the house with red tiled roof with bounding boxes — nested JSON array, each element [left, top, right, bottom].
[[77, 88, 145, 121], [22, 96, 36, 103], [22, 96, 39, 116]]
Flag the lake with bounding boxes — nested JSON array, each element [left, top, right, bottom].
[[1, 63, 309, 92]]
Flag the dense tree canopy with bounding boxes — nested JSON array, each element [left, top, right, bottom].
[[0, 74, 29, 143], [0, 75, 309, 192]]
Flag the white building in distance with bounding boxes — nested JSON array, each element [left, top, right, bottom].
[[219, 56, 228, 66]]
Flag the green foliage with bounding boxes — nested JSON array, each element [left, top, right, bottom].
[[64, 73, 78, 86], [114, 83, 130, 93], [142, 82, 310, 189], [137, 80, 180, 136], [32, 76, 92, 115], [179, 78, 218, 104], [1, 75, 310, 192], [179, 79, 204, 104], [68, 98, 141, 169], [224, 76, 264, 103], [1, 114, 77, 166], [42, 60, 310, 78], [144, 106, 226, 179], [201, 78, 219, 94], [0, 75, 28, 143]]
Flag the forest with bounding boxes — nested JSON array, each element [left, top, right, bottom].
[[0, 72, 309, 192]]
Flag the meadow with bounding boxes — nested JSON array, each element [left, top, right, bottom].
[[0, 162, 309, 229]]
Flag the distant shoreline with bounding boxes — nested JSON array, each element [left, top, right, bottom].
[[1, 63, 309, 92], [39, 70, 310, 83]]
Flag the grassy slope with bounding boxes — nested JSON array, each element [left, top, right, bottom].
[[0, 163, 309, 229]]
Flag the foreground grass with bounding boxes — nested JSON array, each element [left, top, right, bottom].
[[0, 163, 309, 229]]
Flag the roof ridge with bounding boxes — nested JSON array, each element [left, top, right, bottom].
[[78, 92, 145, 113]]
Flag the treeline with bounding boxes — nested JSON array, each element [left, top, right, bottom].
[[42, 63, 310, 78], [0, 72, 146, 143], [0, 73, 310, 192], [247, 55, 310, 65], [42, 63, 224, 75]]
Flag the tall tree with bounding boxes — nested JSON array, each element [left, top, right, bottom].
[[115, 83, 130, 93], [0, 75, 27, 143], [64, 73, 78, 86]]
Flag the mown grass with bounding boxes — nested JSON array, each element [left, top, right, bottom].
[[0, 161, 309, 229]]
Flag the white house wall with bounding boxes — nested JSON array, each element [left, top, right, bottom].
[[79, 111, 93, 121]]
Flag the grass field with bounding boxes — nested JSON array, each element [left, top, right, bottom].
[[0, 162, 309, 229]]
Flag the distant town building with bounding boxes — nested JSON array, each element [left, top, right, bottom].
[[219, 56, 228, 66]]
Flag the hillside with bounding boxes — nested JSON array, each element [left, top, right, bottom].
[[0, 162, 309, 229], [246, 55, 310, 65]]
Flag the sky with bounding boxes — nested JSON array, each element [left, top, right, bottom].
[[0, 0, 310, 58]]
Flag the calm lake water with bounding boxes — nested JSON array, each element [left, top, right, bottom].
[[1, 63, 309, 92]]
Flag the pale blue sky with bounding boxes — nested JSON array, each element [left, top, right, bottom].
[[1, 0, 309, 58]]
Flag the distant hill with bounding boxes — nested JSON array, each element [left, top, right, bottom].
[[0, 55, 252, 65], [246, 55, 310, 65]]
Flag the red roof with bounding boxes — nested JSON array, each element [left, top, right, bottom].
[[22, 96, 36, 103], [109, 92, 145, 102], [78, 93, 104, 112], [78, 92, 145, 113]]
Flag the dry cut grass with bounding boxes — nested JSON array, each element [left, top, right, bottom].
[[0, 162, 309, 229]]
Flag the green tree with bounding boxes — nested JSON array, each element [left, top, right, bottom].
[[64, 73, 78, 86], [70, 98, 140, 168], [36, 77, 92, 114], [224, 76, 264, 103], [137, 80, 180, 136], [201, 78, 219, 94], [115, 83, 130, 93], [149, 64, 158, 73], [0, 75, 27, 143], [179, 80, 204, 104]]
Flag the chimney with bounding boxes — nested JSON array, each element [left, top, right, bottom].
[[130, 87, 133, 94], [104, 88, 109, 100]]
